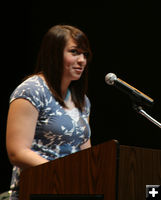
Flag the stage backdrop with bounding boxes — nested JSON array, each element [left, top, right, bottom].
[[1, 0, 161, 193]]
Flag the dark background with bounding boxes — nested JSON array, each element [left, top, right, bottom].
[[1, 0, 161, 193]]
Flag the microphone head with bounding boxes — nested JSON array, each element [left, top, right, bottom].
[[105, 73, 117, 85]]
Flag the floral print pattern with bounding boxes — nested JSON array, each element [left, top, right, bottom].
[[9, 75, 91, 199]]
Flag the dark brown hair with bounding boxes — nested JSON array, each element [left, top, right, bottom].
[[34, 25, 92, 111]]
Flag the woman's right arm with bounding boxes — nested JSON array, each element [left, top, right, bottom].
[[6, 98, 49, 169]]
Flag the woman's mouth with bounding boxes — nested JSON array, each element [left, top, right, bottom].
[[73, 67, 83, 73]]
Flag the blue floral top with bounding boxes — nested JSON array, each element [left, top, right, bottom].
[[9, 75, 91, 199]]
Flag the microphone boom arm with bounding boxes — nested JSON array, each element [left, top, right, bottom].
[[133, 105, 161, 128]]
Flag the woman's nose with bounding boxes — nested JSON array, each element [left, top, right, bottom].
[[77, 53, 86, 63]]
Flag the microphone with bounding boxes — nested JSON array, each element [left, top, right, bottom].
[[105, 73, 154, 107]]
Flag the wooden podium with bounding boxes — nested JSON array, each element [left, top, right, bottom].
[[19, 140, 161, 200]]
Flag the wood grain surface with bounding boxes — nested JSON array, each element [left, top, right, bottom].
[[19, 140, 118, 200]]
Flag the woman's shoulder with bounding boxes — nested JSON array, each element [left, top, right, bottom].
[[9, 75, 50, 110], [84, 95, 90, 108], [19, 75, 44, 87], [82, 95, 90, 116], [12, 75, 48, 93]]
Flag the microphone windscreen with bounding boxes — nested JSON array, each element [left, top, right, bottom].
[[105, 73, 117, 85]]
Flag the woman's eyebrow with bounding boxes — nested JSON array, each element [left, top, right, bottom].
[[70, 45, 78, 48]]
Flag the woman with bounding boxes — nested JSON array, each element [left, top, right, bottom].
[[6, 24, 92, 199]]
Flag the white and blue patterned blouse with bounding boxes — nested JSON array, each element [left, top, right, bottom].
[[9, 75, 91, 199]]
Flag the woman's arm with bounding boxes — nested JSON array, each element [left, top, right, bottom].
[[80, 116, 91, 150], [6, 99, 49, 169], [80, 115, 92, 150]]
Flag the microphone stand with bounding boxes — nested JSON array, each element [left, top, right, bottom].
[[132, 104, 161, 129]]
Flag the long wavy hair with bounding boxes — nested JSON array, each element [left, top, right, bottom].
[[34, 25, 92, 111]]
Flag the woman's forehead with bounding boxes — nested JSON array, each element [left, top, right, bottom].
[[66, 37, 77, 45]]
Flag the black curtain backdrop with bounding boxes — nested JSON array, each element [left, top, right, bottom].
[[1, 0, 161, 193]]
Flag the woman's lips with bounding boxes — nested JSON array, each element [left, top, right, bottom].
[[73, 67, 83, 73]]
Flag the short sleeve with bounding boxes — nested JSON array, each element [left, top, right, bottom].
[[9, 76, 45, 112], [83, 95, 91, 118]]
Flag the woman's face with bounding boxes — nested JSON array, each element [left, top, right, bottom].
[[63, 37, 87, 81]]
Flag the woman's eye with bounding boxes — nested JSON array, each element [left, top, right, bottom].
[[69, 49, 79, 55], [69, 49, 88, 58], [83, 52, 89, 58]]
